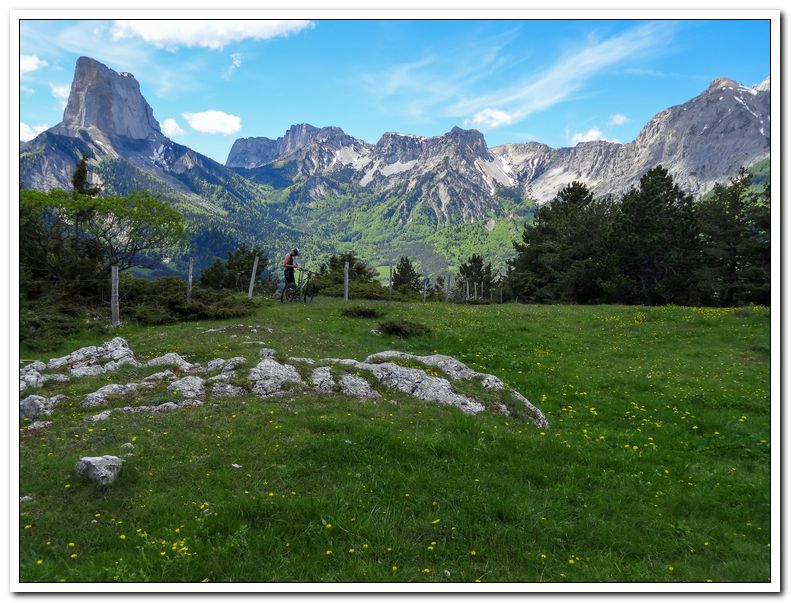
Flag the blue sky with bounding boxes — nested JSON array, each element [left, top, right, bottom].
[[19, 18, 770, 164]]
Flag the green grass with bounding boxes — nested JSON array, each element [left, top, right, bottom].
[[18, 299, 771, 583]]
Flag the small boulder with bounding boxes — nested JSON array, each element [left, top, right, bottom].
[[340, 373, 381, 400], [249, 359, 303, 397], [211, 383, 247, 397], [75, 455, 124, 485], [20, 421, 53, 435], [20, 394, 65, 419], [70, 365, 105, 378], [311, 367, 335, 393], [84, 410, 113, 422], [143, 370, 178, 382], [146, 353, 193, 371], [168, 376, 205, 398]]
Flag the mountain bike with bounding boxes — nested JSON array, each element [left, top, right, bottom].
[[281, 268, 316, 303]]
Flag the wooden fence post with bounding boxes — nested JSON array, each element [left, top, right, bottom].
[[187, 257, 193, 303], [247, 255, 259, 299], [344, 260, 349, 302], [111, 264, 120, 327]]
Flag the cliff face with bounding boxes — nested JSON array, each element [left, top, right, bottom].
[[19, 57, 248, 198], [51, 56, 163, 142]]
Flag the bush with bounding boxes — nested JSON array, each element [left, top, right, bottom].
[[341, 307, 385, 318], [378, 320, 431, 338]]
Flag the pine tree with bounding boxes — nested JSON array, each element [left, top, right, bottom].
[[392, 256, 422, 293], [71, 153, 101, 198], [605, 166, 700, 305], [695, 170, 770, 305], [456, 254, 496, 298]]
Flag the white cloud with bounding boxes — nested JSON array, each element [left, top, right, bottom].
[[21, 55, 47, 75], [20, 122, 49, 142], [182, 110, 241, 135], [568, 127, 620, 146], [465, 108, 515, 130], [223, 53, 243, 79], [607, 113, 628, 127], [21, 84, 36, 95], [161, 118, 185, 136], [21, 54, 48, 76], [111, 20, 313, 50]]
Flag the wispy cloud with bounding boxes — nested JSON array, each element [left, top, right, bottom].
[[182, 110, 241, 135], [111, 20, 313, 51], [623, 67, 708, 81], [222, 53, 242, 79], [362, 28, 521, 122], [447, 22, 676, 130], [607, 113, 628, 127]]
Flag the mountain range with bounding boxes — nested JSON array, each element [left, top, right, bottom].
[[19, 56, 770, 276]]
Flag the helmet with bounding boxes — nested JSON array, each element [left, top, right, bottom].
[[292, 248, 300, 256]]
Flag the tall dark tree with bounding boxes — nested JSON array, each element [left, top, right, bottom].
[[199, 243, 276, 294], [695, 170, 770, 306], [508, 181, 611, 303], [71, 153, 101, 198], [392, 256, 422, 293], [315, 252, 379, 287], [605, 166, 700, 305], [456, 253, 496, 298]]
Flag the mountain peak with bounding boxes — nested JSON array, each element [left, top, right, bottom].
[[54, 56, 162, 141], [752, 76, 770, 92], [707, 76, 741, 91]]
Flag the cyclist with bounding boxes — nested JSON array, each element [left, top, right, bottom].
[[283, 247, 300, 289]]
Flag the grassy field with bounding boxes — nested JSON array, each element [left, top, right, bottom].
[[18, 298, 772, 584]]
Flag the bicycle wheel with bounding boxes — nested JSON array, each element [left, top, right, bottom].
[[281, 285, 296, 303], [303, 281, 315, 303]]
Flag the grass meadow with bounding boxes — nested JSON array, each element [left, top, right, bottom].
[[18, 298, 772, 584]]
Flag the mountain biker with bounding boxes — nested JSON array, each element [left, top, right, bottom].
[[283, 247, 300, 289]]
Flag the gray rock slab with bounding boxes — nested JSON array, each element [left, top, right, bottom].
[[311, 367, 335, 393], [259, 348, 276, 359], [19, 371, 44, 392], [146, 352, 193, 371], [75, 455, 123, 485], [84, 410, 113, 422], [211, 383, 247, 397], [20, 421, 53, 435], [70, 365, 105, 378], [20, 394, 65, 419], [289, 357, 316, 365], [249, 359, 303, 397], [361, 361, 485, 415], [143, 370, 177, 382], [365, 351, 479, 379], [340, 373, 381, 399], [167, 376, 205, 398]]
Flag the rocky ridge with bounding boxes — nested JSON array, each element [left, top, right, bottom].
[[19, 337, 548, 429]]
